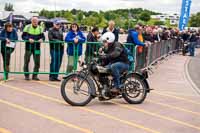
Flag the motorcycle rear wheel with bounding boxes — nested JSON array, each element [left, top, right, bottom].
[[122, 73, 147, 104]]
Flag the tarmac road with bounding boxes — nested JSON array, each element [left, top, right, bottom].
[[0, 52, 200, 133]]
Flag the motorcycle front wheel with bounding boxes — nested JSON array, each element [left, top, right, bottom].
[[61, 73, 95, 106]]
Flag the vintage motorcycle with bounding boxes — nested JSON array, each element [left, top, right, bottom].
[[61, 58, 151, 106]]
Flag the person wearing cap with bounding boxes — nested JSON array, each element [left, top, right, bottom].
[[22, 17, 45, 81], [85, 27, 100, 64], [65, 23, 86, 73], [0, 22, 18, 80], [48, 19, 64, 81]]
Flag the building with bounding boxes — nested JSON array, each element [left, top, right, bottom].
[[151, 13, 179, 25]]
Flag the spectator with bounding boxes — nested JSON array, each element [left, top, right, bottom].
[[65, 23, 86, 73], [48, 19, 64, 81], [196, 30, 200, 48], [102, 20, 119, 42], [143, 27, 154, 43], [62, 24, 68, 32], [126, 25, 146, 71], [22, 17, 45, 81], [188, 31, 197, 56], [85, 27, 100, 64], [126, 25, 145, 52], [181, 30, 190, 42], [157, 27, 163, 40], [152, 29, 161, 42], [40, 21, 45, 32], [18, 21, 24, 32], [131, 25, 146, 71], [0, 22, 18, 80], [162, 28, 170, 40]]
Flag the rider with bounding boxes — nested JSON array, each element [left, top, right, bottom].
[[99, 32, 129, 93]]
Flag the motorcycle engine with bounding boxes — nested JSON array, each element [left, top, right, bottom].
[[99, 75, 110, 98], [90, 63, 98, 75]]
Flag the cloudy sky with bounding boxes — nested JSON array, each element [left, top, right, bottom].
[[0, 0, 199, 14]]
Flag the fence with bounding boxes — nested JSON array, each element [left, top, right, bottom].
[[134, 39, 183, 71], [196, 38, 200, 48], [0, 39, 182, 80]]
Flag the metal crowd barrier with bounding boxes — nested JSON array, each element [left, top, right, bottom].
[[135, 39, 183, 71], [0, 40, 69, 80], [196, 38, 200, 48], [0, 40, 136, 80], [0, 39, 183, 80]]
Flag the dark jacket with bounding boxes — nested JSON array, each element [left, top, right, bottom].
[[48, 27, 64, 51], [0, 29, 18, 53], [102, 28, 119, 42], [85, 32, 98, 56], [161, 31, 170, 40], [103, 42, 129, 65], [143, 33, 154, 42], [189, 33, 198, 42], [65, 30, 86, 56], [181, 33, 190, 42], [22, 24, 45, 51]]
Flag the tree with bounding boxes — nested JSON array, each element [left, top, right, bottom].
[[82, 16, 99, 26], [4, 3, 14, 11], [71, 9, 78, 15], [77, 12, 84, 23], [64, 11, 74, 22], [154, 21, 165, 26], [189, 12, 200, 27], [97, 15, 107, 28], [139, 12, 151, 22], [104, 12, 117, 21], [38, 8, 162, 29], [165, 19, 171, 27]]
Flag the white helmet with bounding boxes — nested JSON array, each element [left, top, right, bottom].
[[101, 32, 115, 43]]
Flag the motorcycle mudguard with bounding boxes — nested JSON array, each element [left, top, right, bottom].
[[62, 72, 97, 97], [63, 71, 86, 79], [63, 73, 74, 79], [129, 72, 151, 93], [141, 70, 149, 79]]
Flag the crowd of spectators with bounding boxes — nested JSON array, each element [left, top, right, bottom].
[[1, 16, 200, 80]]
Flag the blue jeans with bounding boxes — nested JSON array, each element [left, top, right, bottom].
[[106, 62, 129, 89], [50, 50, 64, 79], [189, 42, 196, 56]]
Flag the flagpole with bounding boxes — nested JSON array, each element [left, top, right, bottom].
[[54, 0, 56, 18]]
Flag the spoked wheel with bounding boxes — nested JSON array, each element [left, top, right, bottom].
[[122, 73, 147, 104], [61, 73, 95, 106]]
